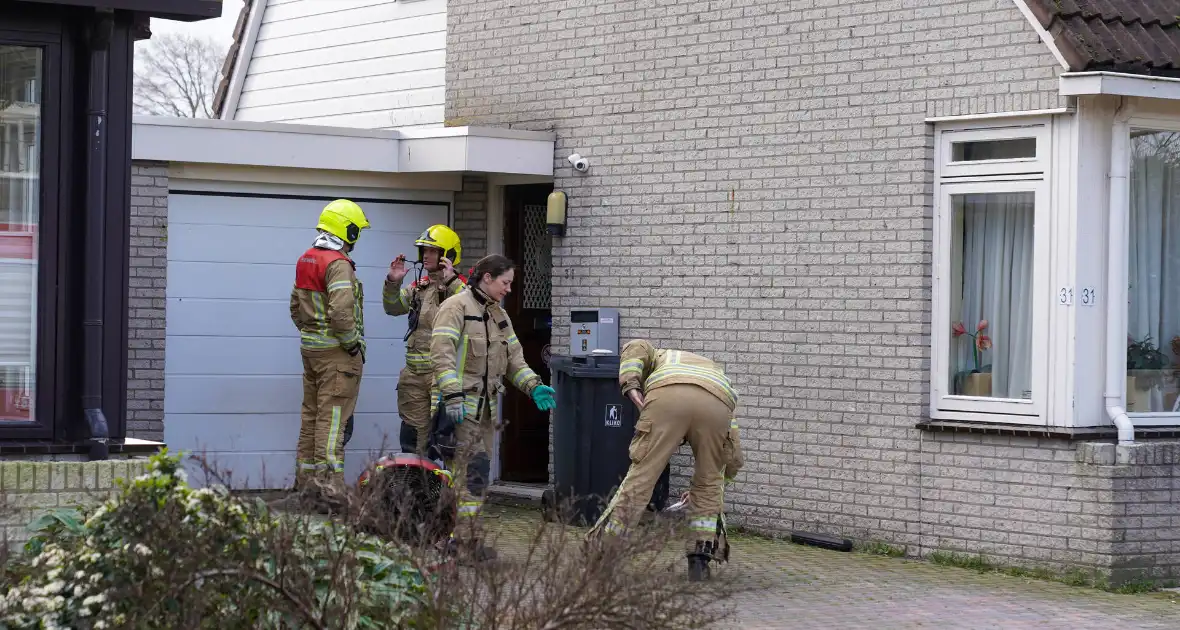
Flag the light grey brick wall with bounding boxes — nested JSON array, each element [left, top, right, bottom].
[[126, 161, 168, 441], [438, 0, 1180, 580], [455, 175, 488, 267]]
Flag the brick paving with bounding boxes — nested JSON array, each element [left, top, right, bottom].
[[481, 505, 1180, 629]]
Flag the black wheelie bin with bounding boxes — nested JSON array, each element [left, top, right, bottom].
[[542, 353, 670, 525]]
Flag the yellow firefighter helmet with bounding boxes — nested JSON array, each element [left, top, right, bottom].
[[317, 199, 370, 245], [415, 224, 462, 267]]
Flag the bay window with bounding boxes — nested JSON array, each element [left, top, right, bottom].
[[1126, 129, 1180, 417], [931, 120, 1052, 424]]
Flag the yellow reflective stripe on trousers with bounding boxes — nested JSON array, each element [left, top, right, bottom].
[[325, 405, 342, 472], [458, 500, 482, 517], [603, 517, 625, 535], [688, 516, 717, 533]]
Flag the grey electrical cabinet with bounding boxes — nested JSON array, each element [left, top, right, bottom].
[[569, 307, 619, 356]]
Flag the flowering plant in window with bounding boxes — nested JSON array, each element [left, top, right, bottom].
[[952, 319, 992, 373]]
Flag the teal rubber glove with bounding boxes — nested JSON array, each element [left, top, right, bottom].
[[531, 385, 556, 411]]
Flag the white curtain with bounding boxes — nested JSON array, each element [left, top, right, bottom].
[[1128, 133, 1180, 360], [950, 193, 1035, 399]]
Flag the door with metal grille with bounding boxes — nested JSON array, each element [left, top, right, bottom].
[[500, 184, 553, 483]]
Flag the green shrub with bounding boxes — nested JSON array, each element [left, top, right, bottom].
[[0, 450, 428, 629]]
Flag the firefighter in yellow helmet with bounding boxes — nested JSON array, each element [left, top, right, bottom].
[[383, 224, 466, 455], [289, 199, 371, 506], [586, 339, 744, 582], [429, 254, 556, 560]]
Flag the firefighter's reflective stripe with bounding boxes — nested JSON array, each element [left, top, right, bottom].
[[688, 516, 717, 535], [437, 368, 460, 390], [619, 358, 644, 378], [384, 286, 410, 311], [458, 500, 482, 518], [603, 517, 625, 536], [434, 326, 461, 342], [297, 461, 318, 471], [510, 366, 538, 390], [730, 417, 739, 429], [301, 293, 341, 349], [327, 280, 352, 293], [645, 353, 737, 406], [405, 351, 431, 370], [325, 405, 343, 472]]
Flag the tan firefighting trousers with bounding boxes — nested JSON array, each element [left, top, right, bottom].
[[296, 347, 363, 488], [588, 383, 733, 554], [397, 367, 433, 454], [450, 405, 495, 538]]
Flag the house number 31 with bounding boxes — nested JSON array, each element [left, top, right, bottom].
[[1057, 287, 1098, 306]]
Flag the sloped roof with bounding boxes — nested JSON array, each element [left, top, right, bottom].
[[211, 0, 254, 119], [1026, 0, 1180, 76]]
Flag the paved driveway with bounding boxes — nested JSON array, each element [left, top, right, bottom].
[[481, 505, 1180, 629]]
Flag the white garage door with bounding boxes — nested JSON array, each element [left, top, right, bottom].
[[164, 191, 450, 489]]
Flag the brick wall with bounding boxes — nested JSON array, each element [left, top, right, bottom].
[[1, 458, 150, 549], [438, 0, 1158, 577], [455, 174, 489, 266], [126, 162, 169, 441]]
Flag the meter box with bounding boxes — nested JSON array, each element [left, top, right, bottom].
[[569, 308, 619, 357]]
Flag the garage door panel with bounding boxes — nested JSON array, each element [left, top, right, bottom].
[[169, 194, 447, 230], [166, 412, 396, 452], [169, 224, 433, 267], [168, 263, 411, 302], [169, 413, 401, 489], [166, 375, 402, 414], [165, 337, 405, 377], [167, 297, 412, 341]]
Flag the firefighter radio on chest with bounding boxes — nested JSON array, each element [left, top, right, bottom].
[[569, 307, 619, 357]]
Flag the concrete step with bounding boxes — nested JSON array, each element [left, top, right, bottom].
[[487, 482, 546, 509]]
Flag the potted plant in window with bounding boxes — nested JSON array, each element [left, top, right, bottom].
[[952, 319, 992, 397], [1126, 334, 1169, 412]]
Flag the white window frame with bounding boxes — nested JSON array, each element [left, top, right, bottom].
[[1122, 115, 1180, 425], [931, 120, 1053, 425]]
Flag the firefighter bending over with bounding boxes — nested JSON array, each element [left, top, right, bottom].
[[384, 225, 465, 455], [430, 254, 556, 559], [587, 339, 745, 581], [289, 199, 370, 505]]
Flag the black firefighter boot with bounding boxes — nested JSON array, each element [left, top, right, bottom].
[[686, 540, 714, 582]]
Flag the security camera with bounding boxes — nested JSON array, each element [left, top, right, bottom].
[[568, 153, 589, 173]]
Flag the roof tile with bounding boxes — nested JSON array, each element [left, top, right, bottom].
[[1028, 0, 1180, 76]]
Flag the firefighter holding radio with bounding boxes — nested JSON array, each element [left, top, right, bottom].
[[384, 225, 466, 455]]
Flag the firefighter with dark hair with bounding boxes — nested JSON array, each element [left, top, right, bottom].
[[586, 339, 744, 581], [429, 254, 556, 560], [384, 225, 465, 455]]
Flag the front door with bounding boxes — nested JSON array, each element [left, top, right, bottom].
[[500, 184, 553, 483]]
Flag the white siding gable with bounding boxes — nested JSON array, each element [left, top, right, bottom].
[[234, 0, 445, 129]]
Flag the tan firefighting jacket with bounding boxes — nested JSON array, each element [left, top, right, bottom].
[[383, 270, 465, 374], [619, 342, 743, 481], [290, 247, 365, 354], [430, 286, 541, 422]]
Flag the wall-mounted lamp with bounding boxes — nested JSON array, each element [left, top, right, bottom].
[[546, 191, 567, 237]]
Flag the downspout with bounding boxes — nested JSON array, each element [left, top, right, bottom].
[[1105, 97, 1135, 445], [82, 11, 113, 461]]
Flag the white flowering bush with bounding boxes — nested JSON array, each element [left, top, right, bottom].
[[0, 450, 429, 629]]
